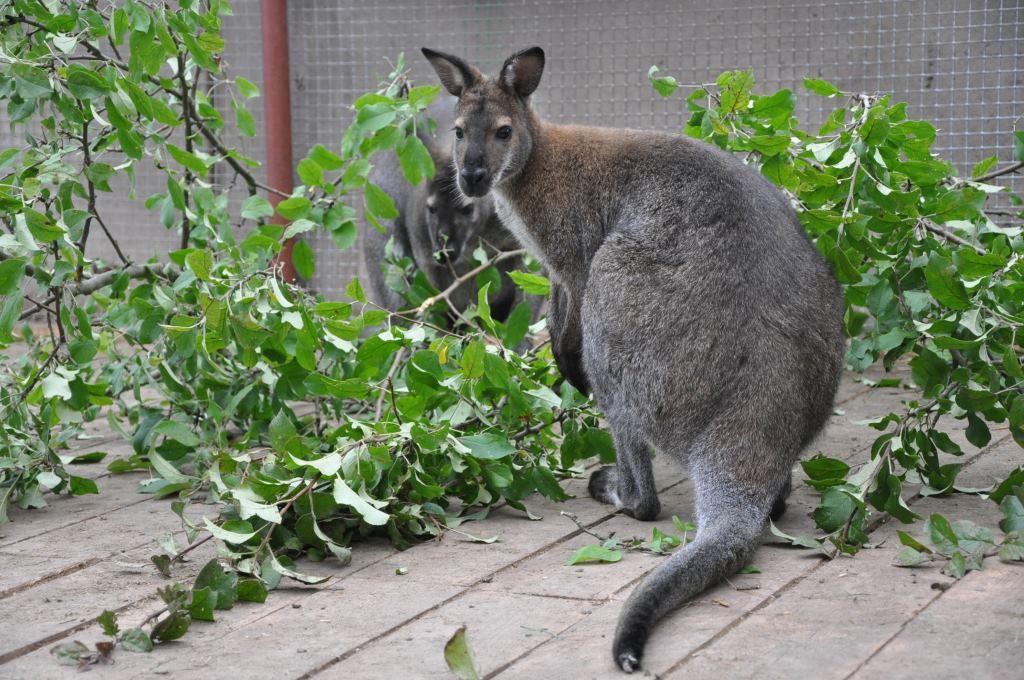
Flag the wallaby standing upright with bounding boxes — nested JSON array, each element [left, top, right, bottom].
[[363, 96, 523, 321], [423, 47, 845, 672]]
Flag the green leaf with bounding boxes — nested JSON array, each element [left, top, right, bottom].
[[12, 64, 51, 99], [151, 610, 190, 642], [943, 551, 967, 579], [508, 271, 551, 296], [276, 196, 312, 221], [812, 486, 858, 532], [153, 420, 200, 447], [0, 258, 25, 295], [203, 518, 258, 544], [460, 340, 486, 379], [924, 255, 971, 310], [953, 249, 1005, 279], [236, 76, 260, 98], [186, 587, 216, 622], [185, 249, 214, 283], [119, 628, 153, 653], [398, 134, 435, 185], [647, 65, 679, 97], [444, 626, 481, 680], [308, 144, 344, 170], [98, 610, 120, 637], [751, 89, 795, 125], [894, 545, 930, 567], [41, 373, 72, 400], [241, 195, 274, 220], [50, 641, 90, 666], [233, 102, 256, 137], [566, 544, 623, 565], [999, 488, 1024, 534], [69, 476, 99, 495], [166, 143, 209, 175], [346, 277, 366, 303], [803, 78, 841, 97], [460, 432, 515, 460], [364, 182, 399, 220], [970, 155, 998, 178], [292, 239, 315, 280], [236, 578, 269, 603], [909, 347, 949, 393], [925, 513, 959, 553], [66, 66, 112, 100], [193, 559, 238, 610], [333, 477, 389, 525], [897, 530, 933, 553]]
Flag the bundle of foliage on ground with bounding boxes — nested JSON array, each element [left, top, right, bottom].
[[0, 0, 604, 611], [0, 0, 1021, 660]]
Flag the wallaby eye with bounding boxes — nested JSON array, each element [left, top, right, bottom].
[[454, 127, 464, 140], [496, 125, 512, 140], [460, 205, 474, 215], [427, 204, 437, 213]]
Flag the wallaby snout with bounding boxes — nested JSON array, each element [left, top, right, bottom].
[[458, 165, 490, 196]]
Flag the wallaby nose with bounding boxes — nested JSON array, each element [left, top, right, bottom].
[[460, 167, 487, 190]]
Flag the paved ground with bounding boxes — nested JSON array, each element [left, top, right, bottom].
[[1, 366, 1021, 679]]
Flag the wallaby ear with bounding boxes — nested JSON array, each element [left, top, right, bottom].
[[421, 48, 480, 97], [499, 47, 545, 98]]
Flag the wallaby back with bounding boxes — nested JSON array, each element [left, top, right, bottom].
[[423, 46, 846, 673]]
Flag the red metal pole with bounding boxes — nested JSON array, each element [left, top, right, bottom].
[[260, 0, 297, 281]]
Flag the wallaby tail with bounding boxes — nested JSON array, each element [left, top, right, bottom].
[[612, 491, 771, 672]]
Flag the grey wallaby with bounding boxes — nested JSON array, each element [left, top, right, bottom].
[[422, 46, 846, 672], [362, 95, 523, 322]]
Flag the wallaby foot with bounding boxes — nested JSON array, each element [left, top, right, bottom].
[[769, 474, 792, 522], [588, 466, 620, 506], [588, 464, 660, 521]]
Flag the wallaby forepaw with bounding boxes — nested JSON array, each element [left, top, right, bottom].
[[588, 466, 620, 506]]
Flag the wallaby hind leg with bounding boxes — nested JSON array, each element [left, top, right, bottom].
[[612, 463, 783, 671], [588, 428, 660, 521], [769, 472, 792, 521]]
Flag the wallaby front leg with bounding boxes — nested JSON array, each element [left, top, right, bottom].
[[549, 283, 590, 394], [588, 429, 660, 521]]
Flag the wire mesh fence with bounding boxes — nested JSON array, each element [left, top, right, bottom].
[[2, 0, 1021, 299]]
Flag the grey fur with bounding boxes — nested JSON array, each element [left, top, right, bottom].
[[362, 95, 523, 321], [423, 46, 846, 672]]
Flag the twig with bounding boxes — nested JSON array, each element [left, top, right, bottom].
[[76, 117, 94, 280], [410, 249, 527, 315], [374, 346, 407, 420], [973, 159, 1024, 183], [176, 48, 194, 249], [919, 219, 987, 255], [167, 533, 213, 567]]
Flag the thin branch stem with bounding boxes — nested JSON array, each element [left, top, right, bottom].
[[973, 159, 1024, 183]]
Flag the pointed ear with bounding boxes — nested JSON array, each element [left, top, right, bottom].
[[499, 47, 545, 98], [421, 48, 480, 97]]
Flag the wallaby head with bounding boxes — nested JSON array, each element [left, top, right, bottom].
[[421, 46, 545, 198], [420, 156, 491, 264]]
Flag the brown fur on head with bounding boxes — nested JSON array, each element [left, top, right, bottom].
[[421, 47, 545, 198]]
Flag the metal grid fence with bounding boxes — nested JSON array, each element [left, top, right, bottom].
[[3, 0, 1021, 299]]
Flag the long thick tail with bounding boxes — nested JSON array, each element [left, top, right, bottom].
[[612, 493, 770, 672]]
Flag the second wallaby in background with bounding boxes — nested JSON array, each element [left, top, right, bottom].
[[423, 46, 845, 672], [362, 95, 524, 322]]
